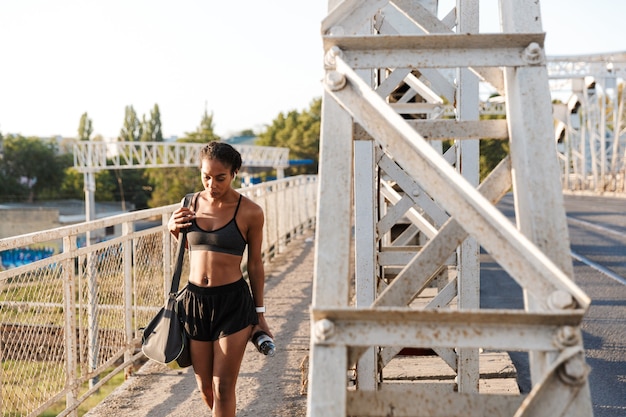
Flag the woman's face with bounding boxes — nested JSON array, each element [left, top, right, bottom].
[[200, 158, 236, 199]]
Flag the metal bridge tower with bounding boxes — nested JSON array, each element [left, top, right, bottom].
[[308, 1, 593, 416]]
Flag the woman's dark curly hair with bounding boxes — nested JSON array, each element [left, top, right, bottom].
[[199, 141, 242, 174]]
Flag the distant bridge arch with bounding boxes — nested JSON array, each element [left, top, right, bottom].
[[73, 140, 290, 223], [548, 52, 626, 194]]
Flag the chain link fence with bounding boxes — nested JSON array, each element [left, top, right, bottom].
[[0, 175, 317, 417]]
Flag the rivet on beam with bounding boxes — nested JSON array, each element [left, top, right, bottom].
[[548, 290, 575, 311], [558, 353, 590, 386], [314, 318, 336, 342], [325, 71, 347, 92], [324, 45, 343, 69], [523, 42, 544, 65], [554, 326, 580, 349]]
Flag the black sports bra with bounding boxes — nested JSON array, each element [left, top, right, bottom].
[[187, 194, 247, 256]]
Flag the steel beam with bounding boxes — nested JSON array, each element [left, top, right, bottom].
[[311, 308, 584, 351], [323, 33, 546, 69], [347, 387, 525, 417]]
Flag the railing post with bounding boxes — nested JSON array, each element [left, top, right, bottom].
[[278, 180, 287, 252], [87, 249, 99, 388], [63, 235, 78, 417], [84, 152, 100, 388], [270, 182, 280, 255], [123, 222, 134, 378]]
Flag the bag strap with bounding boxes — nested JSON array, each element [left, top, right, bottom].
[[168, 192, 196, 296]]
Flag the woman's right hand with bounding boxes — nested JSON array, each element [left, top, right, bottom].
[[168, 206, 195, 234]]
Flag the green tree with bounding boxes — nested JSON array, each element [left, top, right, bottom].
[[60, 168, 116, 201], [78, 112, 93, 141], [478, 110, 509, 181], [0, 135, 63, 202], [257, 97, 321, 175], [114, 169, 151, 209], [480, 138, 510, 181], [60, 167, 84, 199], [146, 167, 200, 207], [239, 129, 255, 137], [140, 104, 163, 142], [119, 105, 142, 142], [0, 131, 20, 203], [178, 107, 220, 143], [115, 105, 153, 209]]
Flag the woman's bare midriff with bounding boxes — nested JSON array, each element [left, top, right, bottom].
[[188, 250, 244, 287]]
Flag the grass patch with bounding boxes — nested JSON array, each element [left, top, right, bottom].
[[40, 369, 127, 417], [2, 359, 147, 417]]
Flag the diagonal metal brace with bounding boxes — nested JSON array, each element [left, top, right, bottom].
[[514, 347, 592, 417]]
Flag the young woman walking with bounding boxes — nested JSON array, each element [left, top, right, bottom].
[[168, 141, 272, 416]]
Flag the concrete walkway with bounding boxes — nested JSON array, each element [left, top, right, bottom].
[[85, 231, 519, 416]]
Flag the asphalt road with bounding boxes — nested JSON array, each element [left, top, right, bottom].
[[481, 193, 626, 417]]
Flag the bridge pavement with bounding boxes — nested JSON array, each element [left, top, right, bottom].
[[85, 228, 519, 417], [487, 193, 626, 417]]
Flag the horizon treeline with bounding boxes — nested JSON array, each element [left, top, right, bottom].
[[0, 99, 322, 208]]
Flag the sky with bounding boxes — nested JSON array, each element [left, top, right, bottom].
[[1, 0, 625, 140]]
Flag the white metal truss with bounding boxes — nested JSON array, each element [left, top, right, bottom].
[[73, 141, 290, 173], [308, 1, 593, 416], [549, 52, 626, 194], [72, 140, 290, 224]]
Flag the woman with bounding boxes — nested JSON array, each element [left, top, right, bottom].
[[168, 141, 272, 416]]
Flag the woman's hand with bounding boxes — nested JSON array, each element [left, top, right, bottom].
[[168, 206, 195, 234], [253, 314, 273, 339]]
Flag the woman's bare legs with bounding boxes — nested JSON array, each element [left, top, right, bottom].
[[190, 340, 215, 408], [190, 326, 252, 416], [211, 327, 252, 416]]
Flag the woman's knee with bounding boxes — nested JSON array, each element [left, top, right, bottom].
[[213, 376, 237, 402]]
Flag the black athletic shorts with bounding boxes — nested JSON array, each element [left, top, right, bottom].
[[179, 278, 258, 342]]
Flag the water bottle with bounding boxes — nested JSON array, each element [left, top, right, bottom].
[[252, 331, 276, 356]]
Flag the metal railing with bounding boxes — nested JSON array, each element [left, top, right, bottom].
[[0, 175, 317, 417]]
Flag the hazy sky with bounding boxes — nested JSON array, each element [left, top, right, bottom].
[[1, 0, 624, 140]]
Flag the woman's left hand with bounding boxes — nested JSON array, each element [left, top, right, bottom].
[[253, 314, 273, 339]]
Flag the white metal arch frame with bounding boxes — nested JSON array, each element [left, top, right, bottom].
[[308, 1, 593, 416], [73, 140, 290, 223], [73, 141, 290, 173]]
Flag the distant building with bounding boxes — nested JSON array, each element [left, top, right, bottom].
[[0, 199, 132, 241]]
